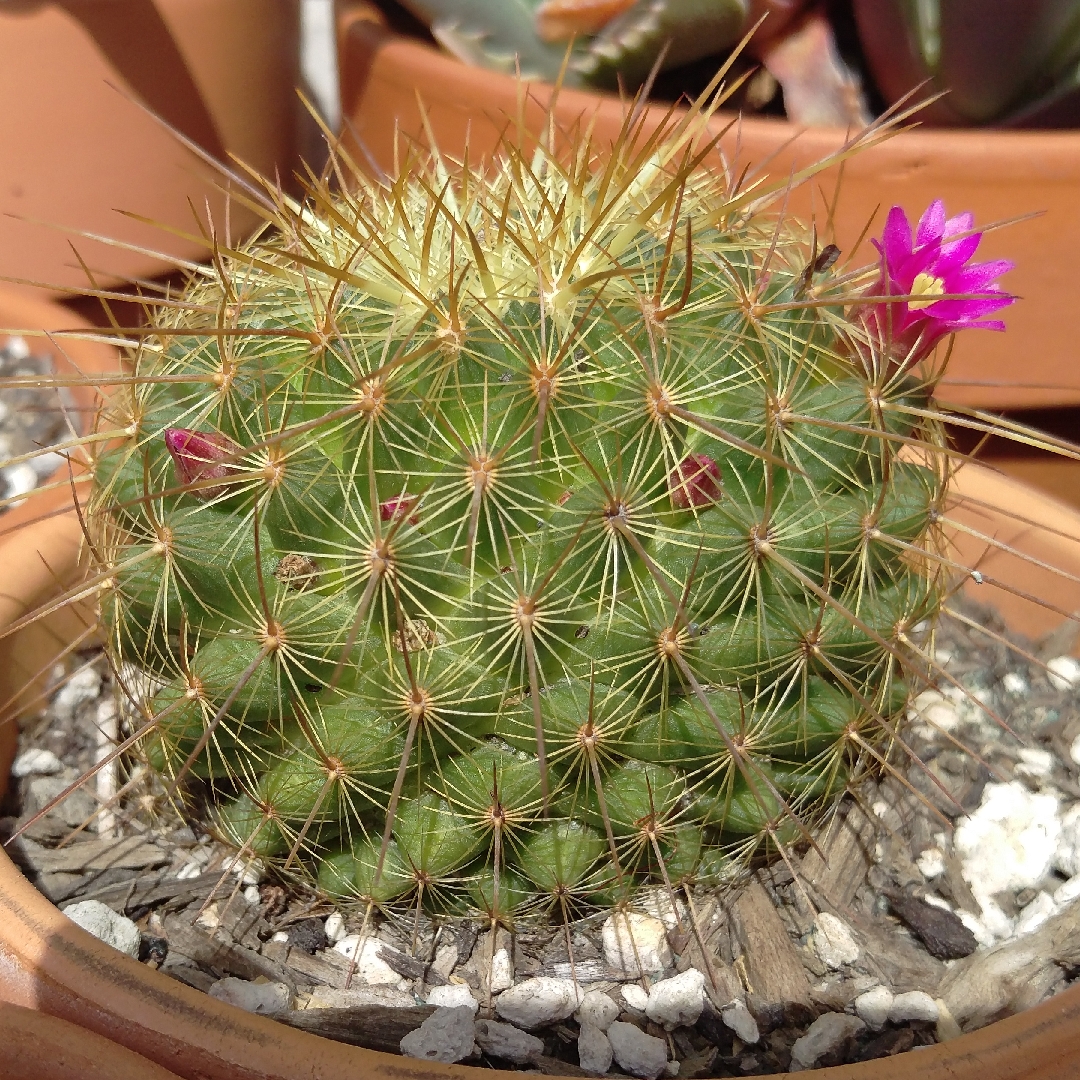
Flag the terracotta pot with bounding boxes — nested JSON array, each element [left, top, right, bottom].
[[336, 10, 1080, 415], [2, 462, 1080, 1079], [0, 1000, 183, 1080], [0, 0, 298, 300]]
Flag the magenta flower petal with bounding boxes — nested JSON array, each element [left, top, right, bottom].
[[879, 206, 914, 264], [862, 200, 1014, 368], [933, 233, 982, 273], [922, 297, 1013, 322], [915, 199, 946, 245], [953, 259, 1016, 290], [940, 210, 974, 242]]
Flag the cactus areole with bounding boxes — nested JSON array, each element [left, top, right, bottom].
[[91, 112, 1012, 923]]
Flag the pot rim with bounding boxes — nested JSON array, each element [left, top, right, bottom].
[[2, 464, 1080, 1078], [336, 14, 1080, 414], [338, 10, 1080, 161], [0, 1000, 184, 1080]]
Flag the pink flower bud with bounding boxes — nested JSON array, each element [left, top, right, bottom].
[[164, 428, 241, 500], [379, 494, 419, 525], [668, 454, 722, 510]]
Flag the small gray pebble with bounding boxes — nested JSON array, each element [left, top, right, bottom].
[[400, 1006, 477, 1064]]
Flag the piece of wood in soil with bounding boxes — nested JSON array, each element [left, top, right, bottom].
[[798, 803, 876, 910], [276, 1005, 436, 1054], [729, 879, 812, 1028]]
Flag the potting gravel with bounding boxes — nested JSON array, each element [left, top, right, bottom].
[[4, 595, 1080, 1075], [0, 335, 74, 507]]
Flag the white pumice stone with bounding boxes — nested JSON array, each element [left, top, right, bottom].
[[637, 886, 687, 931], [52, 666, 102, 721], [1015, 747, 1055, 778], [645, 969, 705, 1030], [1054, 803, 1080, 878], [490, 947, 514, 992], [1002, 672, 1028, 695], [475, 1020, 544, 1064], [789, 1013, 866, 1071], [1070, 734, 1080, 768], [400, 1006, 477, 1064], [954, 781, 1061, 942], [812, 912, 860, 968], [427, 983, 479, 1014], [578, 1022, 614, 1075], [854, 986, 894, 1031], [888, 991, 939, 1024], [721, 1001, 760, 1044], [576, 989, 620, 1031], [1047, 655, 1080, 691], [208, 978, 292, 1014], [620, 984, 649, 1012], [62, 900, 141, 958], [607, 1021, 669, 1079], [1014, 891, 1057, 936], [11, 748, 64, 777], [1053, 874, 1080, 905], [220, 853, 263, 886], [494, 977, 584, 1028], [916, 846, 946, 879], [602, 912, 672, 977], [323, 911, 347, 943], [333, 936, 409, 988]]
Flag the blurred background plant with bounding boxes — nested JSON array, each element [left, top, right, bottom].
[[378, 0, 1080, 128]]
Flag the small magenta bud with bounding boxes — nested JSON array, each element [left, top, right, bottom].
[[668, 454, 722, 510], [379, 494, 419, 525], [164, 428, 240, 500]]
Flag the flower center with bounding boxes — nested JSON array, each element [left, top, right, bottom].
[[908, 271, 946, 311]]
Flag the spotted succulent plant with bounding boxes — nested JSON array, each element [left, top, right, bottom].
[[88, 98, 1012, 927]]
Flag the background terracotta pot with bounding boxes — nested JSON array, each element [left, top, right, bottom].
[[336, 9, 1080, 416], [2, 463, 1080, 1079], [0, 0, 298, 301]]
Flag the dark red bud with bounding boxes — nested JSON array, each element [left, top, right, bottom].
[[164, 428, 240, 500], [379, 494, 419, 525], [668, 454, 722, 510]]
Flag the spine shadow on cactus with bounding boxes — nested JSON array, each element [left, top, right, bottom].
[[7, 82, 1034, 965]]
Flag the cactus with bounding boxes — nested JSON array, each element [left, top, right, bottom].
[[87, 99, 1013, 927]]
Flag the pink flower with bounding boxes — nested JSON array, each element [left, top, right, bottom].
[[164, 428, 241, 500], [863, 200, 1014, 365]]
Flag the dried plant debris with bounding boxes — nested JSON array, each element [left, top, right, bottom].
[[4, 592, 1079, 1074]]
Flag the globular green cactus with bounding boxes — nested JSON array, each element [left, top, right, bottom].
[[89, 104, 1011, 927]]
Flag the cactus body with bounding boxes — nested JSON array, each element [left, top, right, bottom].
[[92, 114, 951, 921]]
